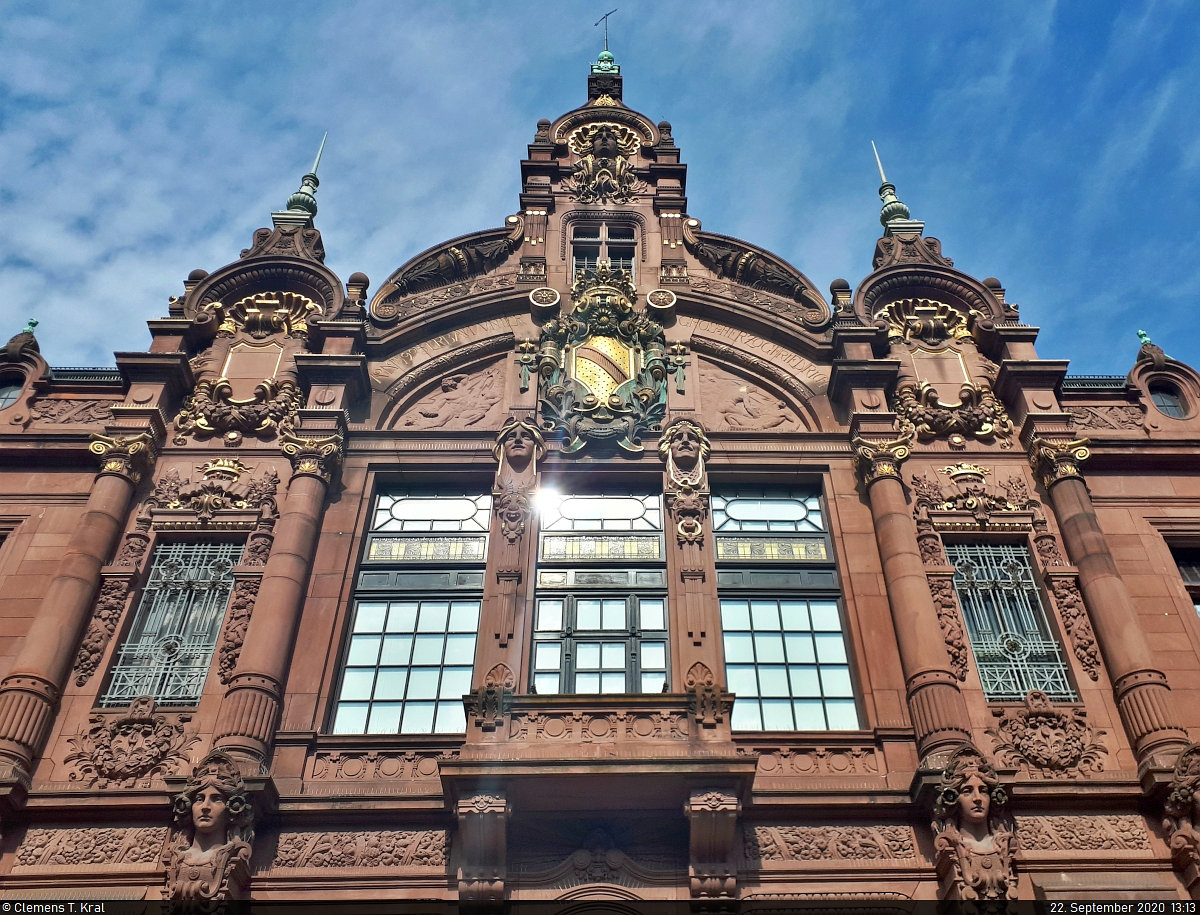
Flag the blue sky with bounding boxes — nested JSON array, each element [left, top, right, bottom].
[[1, 1, 1197, 374]]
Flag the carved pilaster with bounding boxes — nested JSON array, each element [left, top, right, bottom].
[[685, 788, 741, 902], [1164, 743, 1200, 900], [457, 793, 511, 909]]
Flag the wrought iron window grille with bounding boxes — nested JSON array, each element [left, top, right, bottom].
[[946, 543, 1076, 702]]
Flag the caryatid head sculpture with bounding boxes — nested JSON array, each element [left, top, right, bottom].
[[657, 417, 711, 487], [932, 745, 1017, 901], [493, 417, 546, 477], [165, 751, 254, 901]]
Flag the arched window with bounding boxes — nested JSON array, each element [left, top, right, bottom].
[[1150, 384, 1187, 419]]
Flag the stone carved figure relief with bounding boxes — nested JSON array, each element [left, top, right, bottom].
[[1164, 743, 1200, 891], [490, 418, 545, 647], [165, 751, 254, 902], [932, 745, 1017, 902], [699, 362, 800, 432], [396, 363, 505, 430], [988, 690, 1108, 778], [659, 418, 710, 545], [63, 696, 198, 788]]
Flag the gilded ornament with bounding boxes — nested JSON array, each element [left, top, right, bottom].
[[89, 432, 158, 483], [1028, 436, 1091, 489], [851, 432, 913, 484], [280, 431, 344, 482]]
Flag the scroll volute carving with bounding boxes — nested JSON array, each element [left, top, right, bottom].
[[876, 298, 1013, 450], [165, 751, 254, 902], [490, 419, 545, 648], [1164, 743, 1200, 897], [932, 745, 1017, 902]]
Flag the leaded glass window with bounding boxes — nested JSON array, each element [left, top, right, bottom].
[[333, 598, 479, 735], [0, 383, 22, 410], [721, 598, 858, 730], [538, 493, 663, 563], [945, 543, 1075, 702], [365, 492, 492, 563], [712, 489, 829, 562], [100, 542, 241, 707], [531, 594, 668, 695]]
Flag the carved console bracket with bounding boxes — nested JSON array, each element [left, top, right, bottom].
[[457, 793, 511, 909], [685, 788, 741, 903], [987, 690, 1108, 778], [1164, 742, 1200, 900]]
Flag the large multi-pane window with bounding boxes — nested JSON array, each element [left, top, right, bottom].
[[571, 223, 636, 281], [101, 542, 242, 707], [332, 490, 490, 734], [1170, 547, 1200, 618], [531, 492, 668, 694], [945, 543, 1075, 702], [714, 488, 859, 731]]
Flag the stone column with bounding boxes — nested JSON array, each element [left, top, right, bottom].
[[1030, 436, 1188, 765], [212, 431, 342, 767], [0, 433, 156, 780], [852, 433, 972, 759]]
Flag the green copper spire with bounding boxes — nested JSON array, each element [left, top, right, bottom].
[[872, 141, 911, 226], [285, 132, 327, 217], [21, 318, 38, 336], [1137, 329, 1152, 347]]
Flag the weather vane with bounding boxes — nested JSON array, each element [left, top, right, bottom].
[[595, 8, 617, 50]]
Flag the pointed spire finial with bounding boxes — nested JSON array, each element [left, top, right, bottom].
[[871, 141, 911, 228], [281, 133, 328, 222], [21, 318, 38, 336], [1137, 329, 1152, 347]]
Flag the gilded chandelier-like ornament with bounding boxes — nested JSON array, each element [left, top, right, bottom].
[[536, 263, 668, 454]]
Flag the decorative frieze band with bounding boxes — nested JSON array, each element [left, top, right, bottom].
[[271, 830, 447, 869], [15, 826, 168, 868], [744, 825, 917, 862]]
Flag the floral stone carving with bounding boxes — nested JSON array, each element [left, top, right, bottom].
[[64, 696, 198, 788], [744, 825, 917, 861], [1047, 576, 1101, 681], [173, 376, 301, 447], [165, 751, 254, 901], [988, 690, 1107, 778], [932, 745, 1017, 901], [537, 263, 668, 454], [217, 578, 260, 684], [72, 578, 132, 687], [272, 830, 447, 868], [1164, 743, 1200, 888], [15, 827, 168, 868]]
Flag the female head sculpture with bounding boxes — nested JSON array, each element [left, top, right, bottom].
[[932, 745, 1017, 901], [493, 416, 546, 477], [165, 751, 254, 901]]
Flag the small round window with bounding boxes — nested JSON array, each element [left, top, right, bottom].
[[0, 382, 23, 410], [1150, 384, 1188, 419]]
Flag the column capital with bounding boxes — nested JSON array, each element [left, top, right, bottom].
[[1027, 435, 1091, 489], [851, 430, 914, 485], [279, 431, 344, 483], [88, 431, 159, 484]]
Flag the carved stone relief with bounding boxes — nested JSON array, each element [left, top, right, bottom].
[[1164, 742, 1200, 890], [14, 827, 168, 868], [932, 745, 1017, 901], [1069, 405, 1145, 431], [72, 578, 131, 686], [64, 697, 198, 788], [562, 123, 647, 204], [988, 690, 1108, 778], [29, 399, 114, 425], [217, 578, 260, 684], [509, 710, 689, 742], [737, 745, 883, 778], [927, 576, 970, 682], [515, 828, 678, 889], [310, 749, 458, 782], [744, 825, 917, 862], [1017, 815, 1151, 851], [395, 362, 505, 430], [1047, 576, 1102, 681], [699, 361, 801, 432], [371, 273, 519, 325], [272, 830, 447, 868]]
